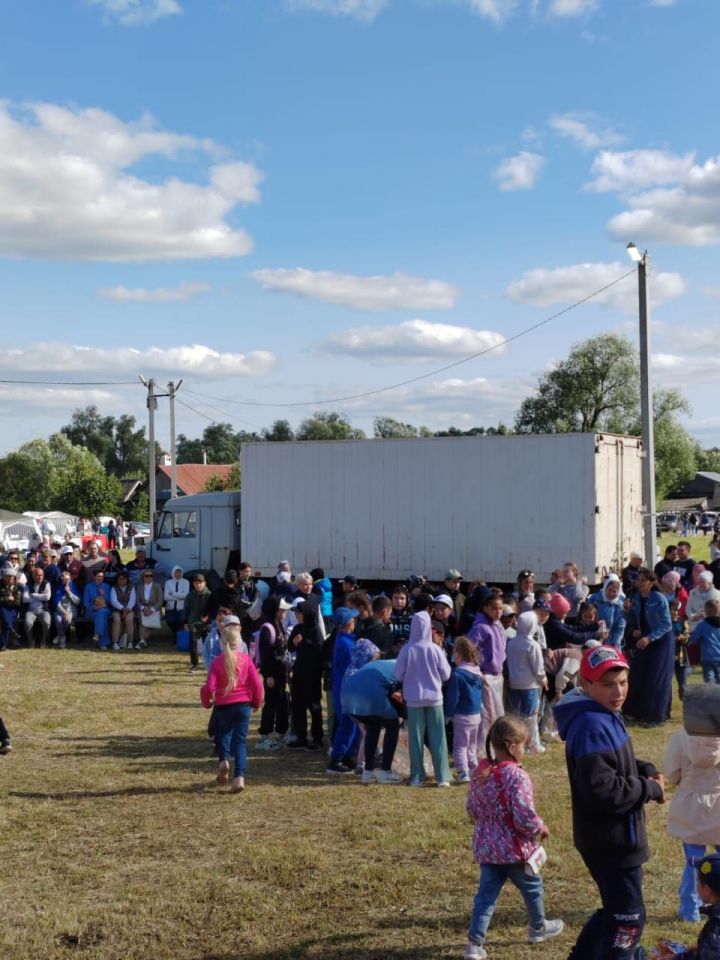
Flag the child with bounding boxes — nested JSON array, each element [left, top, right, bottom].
[[554, 645, 665, 959], [651, 853, 720, 957], [200, 622, 264, 793], [395, 594, 452, 787], [692, 600, 720, 684], [664, 707, 720, 922], [326, 607, 359, 774], [671, 600, 691, 701], [256, 596, 291, 750], [464, 716, 563, 959], [184, 573, 210, 672], [445, 636, 484, 783], [506, 611, 548, 755]]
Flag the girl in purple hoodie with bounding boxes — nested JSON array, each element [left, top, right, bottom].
[[468, 594, 507, 744], [394, 594, 452, 787]]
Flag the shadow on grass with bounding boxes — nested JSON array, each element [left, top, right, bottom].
[[10, 783, 212, 801], [203, 932, 458, 960]]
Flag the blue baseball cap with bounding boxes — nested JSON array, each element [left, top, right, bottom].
[[334, 607, 357, 628]]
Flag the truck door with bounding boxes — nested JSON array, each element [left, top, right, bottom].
[[152, 507, 200, 575]]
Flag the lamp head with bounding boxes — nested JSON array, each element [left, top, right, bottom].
[[626, 242, 643, 263]]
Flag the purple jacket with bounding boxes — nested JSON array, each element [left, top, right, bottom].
[[467, 612, 507, 676], [394, 611, 451, 707]]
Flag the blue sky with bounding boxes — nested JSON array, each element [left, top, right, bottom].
[[0, 0, 718, 454]]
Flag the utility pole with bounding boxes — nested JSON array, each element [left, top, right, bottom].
[[167, 379, 183, 500], [140, 376, 158, 537], [627, 244, 657, 566]]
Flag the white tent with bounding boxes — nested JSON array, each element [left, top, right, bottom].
[[23, 511, 78, 537], [0, 510, 41, 551]]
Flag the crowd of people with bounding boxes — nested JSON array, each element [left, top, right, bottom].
[[4, 539, 720, 959]]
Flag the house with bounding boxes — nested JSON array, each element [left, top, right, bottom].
[[156, 463, 235, 506], [664, 472, 720, 511]]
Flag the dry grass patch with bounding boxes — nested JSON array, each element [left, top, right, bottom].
[[0, 646, 705, 960]]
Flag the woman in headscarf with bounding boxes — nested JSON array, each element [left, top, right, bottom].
[[587, 574, 626, 650], [660, 570, 689, 620], [623, 568, 674, 727]]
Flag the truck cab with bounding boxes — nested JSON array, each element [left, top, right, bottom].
[[149, 491, 241, 585]]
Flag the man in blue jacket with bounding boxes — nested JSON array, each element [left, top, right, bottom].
[[554, 646, 666, 959]]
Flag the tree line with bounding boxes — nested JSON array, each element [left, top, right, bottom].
[[0, 333, 716, 516]]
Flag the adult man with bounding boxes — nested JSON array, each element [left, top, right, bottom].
[[125, 546, 157, 587], [655, 544, 678, 582], [443, 569, 465, 621], [288, 572, 326, 750], [673, 541, 697, 592], [621, 552, 643, 597], [23, 565, 51, 647], [80, 540, 107, 587]]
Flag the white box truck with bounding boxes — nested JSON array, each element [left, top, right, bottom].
[[150, 433, 644, 586]]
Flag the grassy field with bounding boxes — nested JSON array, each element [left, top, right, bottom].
[[0, 640, 707, 960], [658, 532, 712, 564]]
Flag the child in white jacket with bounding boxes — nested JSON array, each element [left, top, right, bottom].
[[664, 719, 720, 922]]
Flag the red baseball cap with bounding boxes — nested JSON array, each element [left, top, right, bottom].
[[580, 645, 629, 682]]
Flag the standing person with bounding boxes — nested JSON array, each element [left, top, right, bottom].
[[692, 600, 720, 684], [445, 636, 484, 783], [554, 646, 666, 960], [310, 567, 333, 627], [664, 706, 720, 922], [506, 611, 547, 755], [136, 569, 163, 649], [0, 716, 12, 753], [184, 573, 210, 671], [675, 542, 698, 592], [103, 549, 126, 590], [287, 575, 326, 752], [200, 623, 264, 793], [513, 570, 536, 613], [671, 600, 692, 702], [467, 593, 507, 741], [164, 565, 190, 638], [394, 595, 452, 787], [623, 568, 674, 727], [388, 585, 412, 652], [556, 562, 589, 619], [464, 716, 564, 960], [356, 595, 394, 655], [52, 570, 81, 648], [687, 573, 719, 637], [443, 569, 466, 622], [110, 571, 136, 651], [256, 596, 291, 749], [655, 544, 679, 582], [621, 552, 644, 598], [107, 519, 118, 550], [661, 571, 689, 620], [326, 607, 360, 775]]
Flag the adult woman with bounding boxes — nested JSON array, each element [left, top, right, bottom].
[[587, 574, 626, 650], [623, 568, 674, 727], [110, 571, 136, 650], [83, 569, 111, 649], [711, 533, 720, 564], [513, 569, 536, 613], [137, 570, 163, 649], [103, 549, 126, 589], [660, 570, 689, 620], [687, 571, 720, 636]]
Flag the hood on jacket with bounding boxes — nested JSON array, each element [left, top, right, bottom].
[[454, 664, 483, 685], [553, 687, 610, 741], [407, 610, 432, 645], [676, 728, 720, 768], [454, 661, 482, 677], [171, 565, 184, 577], [516, 611, 538, 639]]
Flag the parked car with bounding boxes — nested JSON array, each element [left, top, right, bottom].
[[658, 512, 680, 532]]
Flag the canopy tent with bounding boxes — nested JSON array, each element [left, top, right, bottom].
[[23, 510, 78, 537], [0, 510, 41, 550]]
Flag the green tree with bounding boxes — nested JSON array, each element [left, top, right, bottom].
[[296, 411, 366, 441], [61, 405, 156, 478], [203, 473, 226, 492], [515, 334, 639, 434], [177, 423, 243, 463], [373, 417, 419, 439], [262, 420, 295, 442], [696, 447, 720, 474], [203, 463, 241, 493]]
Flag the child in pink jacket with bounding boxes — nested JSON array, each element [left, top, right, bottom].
[[464, 716, 563, 960], [201, 624, 263, 793]]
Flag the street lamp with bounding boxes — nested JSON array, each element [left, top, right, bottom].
[[626, 243, 657, 567]]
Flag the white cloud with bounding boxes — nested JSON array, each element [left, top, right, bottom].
[[607, 156, 720, 246], [0, 102, 262, 261], [89, 0, 182, 26], [550, 113, 623, 150], [649, 0, 679, 6], [320, 319, 506, 363], [506, 261, 685, 311], [0, 343, 275, 378], [547, 0, 597, 16], [652, 351, 720, 384], [462, 0, 521, 23], [287, 0, 387, 20], [494, 151, 544, 191], [99, 282, 211, 303], [250, 268, 458, 310], [587, 149, 695, 192]]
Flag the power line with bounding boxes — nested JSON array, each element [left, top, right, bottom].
[[182, 268, 637, 409], [0, 378, 139, 386]]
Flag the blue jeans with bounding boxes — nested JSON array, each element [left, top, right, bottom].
[[509, 688, 540, 718], [702, 661, 720, 684], [468, 863, 545, 944], [0, 607, 18, 650], [215, 702, 251, 777], [680, 843, 720, 920]]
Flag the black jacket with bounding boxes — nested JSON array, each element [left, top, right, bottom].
[[554, 690, 663, 868], [681, 902, 720, 958]]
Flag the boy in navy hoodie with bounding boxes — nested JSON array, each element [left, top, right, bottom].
[[554, 646, 666, 959]]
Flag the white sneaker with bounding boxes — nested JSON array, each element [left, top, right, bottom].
[[112, 643, 120, 652], [360, 769, 377, 785], [409, 776, 425, 787], [528, 918, 564, 943], [464, 941, 487, 959], [119, 634, 127, 650], [437, 780, 452, 788], [376, 770, 402, 784], [137, 639, 147, 649]]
